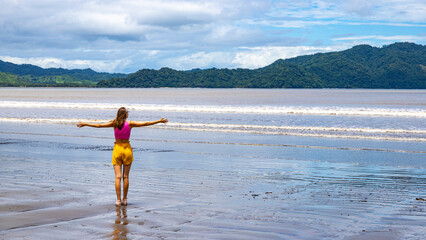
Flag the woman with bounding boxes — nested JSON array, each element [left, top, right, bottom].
[[77, 107, 168, 206]]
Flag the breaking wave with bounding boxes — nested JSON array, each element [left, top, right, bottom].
[[1, 117, 425, 142], [0, 101, 424, 118]]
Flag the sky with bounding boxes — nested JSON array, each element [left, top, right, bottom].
[[0, 0, 425, 73]]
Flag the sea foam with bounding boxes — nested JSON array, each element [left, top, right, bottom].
[[0, 101, 424, 118]]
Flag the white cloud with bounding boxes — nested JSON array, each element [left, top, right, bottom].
[[246, 19, 340, 28], [340, 0, 376, 17], [232, 46, 337, 69], [333, 35, 426, 42], [0, 0, 254, 39], [0, 56, 127, 73], [348, 0, 426, 22], [247, 19, 426, 29], [161, 51, 234, 70], [202, 24, 265, 47], [157, 46, 342, 70], [0, 0, 424, 72], [346, 22, 426, 27], [269, 0, 426, 23]]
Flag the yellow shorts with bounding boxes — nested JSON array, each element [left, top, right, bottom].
[[112, 142, 134, 166]]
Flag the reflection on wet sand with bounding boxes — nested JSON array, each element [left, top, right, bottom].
[[112, 207, 128, 240]]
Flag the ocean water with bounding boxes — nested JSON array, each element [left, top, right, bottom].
[[0, 88, 425, 239], [1, 88, 425, 134], [1, 88, 425, 156], [0, 88, 425, 168]]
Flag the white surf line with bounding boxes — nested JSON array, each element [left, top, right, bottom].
[[1, 117, 425, 142], [1, 117, 425, 135], [0, 131, 425, 154], [1, 101, 424, 118], [160, 126, 426, 142], [163, 122, 426, 135], [0, 117, 110, 125]]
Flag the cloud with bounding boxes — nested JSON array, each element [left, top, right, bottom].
[[340, 0, 377, 17], [247, 18, 426, 29], [232, 46, 336, 69], [158, 46, 339, 70], [343, 0, 426, 22], [333, 35, 426, 42], [270, 0, 426, 22], [245, 19, 341, 28], [0, 0, 269, 42], [0, 0, 424, 73], [251, 0, 426, 29], [0, 56, 128, 73], [0, 0, 276, 51], [160, 51, 234, 70]]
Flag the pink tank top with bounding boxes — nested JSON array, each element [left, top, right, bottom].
[[114, 121, 131, 139]]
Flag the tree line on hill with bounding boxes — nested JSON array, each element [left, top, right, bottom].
[[1, 42, 425, 88], [0, 60, 125, 87], [97, 42, 425, 89]]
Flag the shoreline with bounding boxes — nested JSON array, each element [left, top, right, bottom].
[[0, 88, 425, 239], [1, 126, 425, 239], [2, 86, 426, 90]]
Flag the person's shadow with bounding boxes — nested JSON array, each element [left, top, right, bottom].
[[112, 207, 129, 240]]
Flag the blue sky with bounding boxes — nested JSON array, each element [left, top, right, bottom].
[[0, 0, 425, 73]]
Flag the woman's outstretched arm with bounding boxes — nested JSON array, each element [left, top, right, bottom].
[[77, 121, 113, 128], [129, 118, 168, 128]]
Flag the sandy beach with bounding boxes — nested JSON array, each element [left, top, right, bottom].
[[0, 88, 425, 239], [1, 122, 425, 239]]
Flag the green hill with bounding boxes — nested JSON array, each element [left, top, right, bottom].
[[1, 42, 425, 88], [283, 42, 426, 88], [0, 60, 126, 87], [0, 72, 26, 86], [98, 42, 425, 89]]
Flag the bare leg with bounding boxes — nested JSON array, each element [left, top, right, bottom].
[[114, 165, 122, 202], [122, 164, 132, 203]]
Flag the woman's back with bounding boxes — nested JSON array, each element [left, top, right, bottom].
[[114, 121, 131, 139]]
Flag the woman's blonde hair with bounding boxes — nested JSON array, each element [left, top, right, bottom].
[[113, 107, 128, 129]]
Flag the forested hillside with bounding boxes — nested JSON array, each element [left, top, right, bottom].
[[1, 42, 425, 88], [97, 42, 425, 89], [0, 60, 126, 87], [283, 42, 426, 88]]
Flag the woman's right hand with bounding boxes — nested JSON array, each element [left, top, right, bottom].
[[160, 118, 168, 124], [77, 122, 85, 128]]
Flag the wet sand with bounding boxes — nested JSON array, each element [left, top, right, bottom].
[[0, 124, 425, 239]]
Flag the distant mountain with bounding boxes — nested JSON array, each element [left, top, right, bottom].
[[0, 60, 126, 87], [1, 42, 425, 88], [283, 42, 426, 88], [98, 42, 425, 89]]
